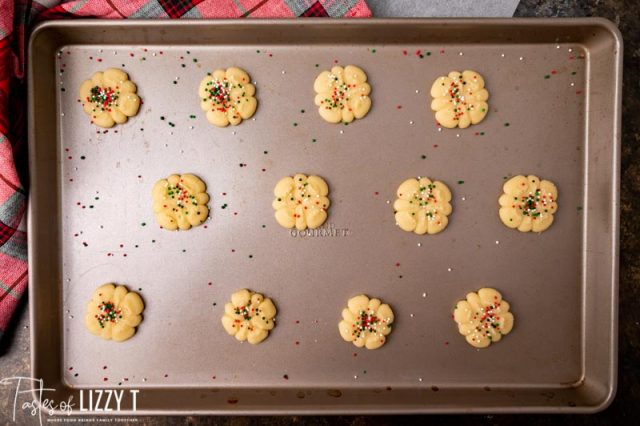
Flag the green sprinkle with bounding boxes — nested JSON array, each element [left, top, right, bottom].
[[141, 222, 146, 227], [544, 74, 551, 79], [315, 64, 319, 67], [193, 58, 198, 63], [421, 155, 427, 159], [80, 156, 86, 160], [426, 51, 432, 56], [577, 206, 583, 211], [293, 122, 298, 127], [571, 71, 577, 75], [457, 180, 465, 184], [312, 138, 317, 143], [504, 122, 510, 127], [256, 50, 261, 53], [300, 109, 305, 113], [190, 115, 196, 119]]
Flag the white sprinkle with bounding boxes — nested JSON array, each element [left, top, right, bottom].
[[98, 49, 103, 53], [113, 51, 117, 55], [415, 89, 420, 94], [386, 200, 390, 204], [495, 240, 500, 245], [570, 82, 575, 87], [438, 127, 442, 132], [232, 131, 236, 135], [281, 70, 286, 74], [556, 45, 561, 49], [189, 125, 194, 129], [461, 196, 466, 201], [568, 48, 573, 53], [409, 120, 414, 125], [418, 377, 423, 382], [422, 292, 427, 298], [410, 313, 415, 318], [500, 53, 505, 58], [143, 378, 147, 382], [69, 315, 74, 319], [339, 130, 344, 134], [456, 133, 460, 138], [447, 267, 452, 272], [60, 112, 65, 117], [65, 310, 70, 314], [253, 81, 257, 85], [252, 118, 256, 121], [417, 243, 422, 247], [152, 52, 156, 56], [519, 56, 524, 61], [458, 52, 463, 56], [353, 375, 358, 379]]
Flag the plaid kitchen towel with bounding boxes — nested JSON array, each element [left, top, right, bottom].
[[0, 0, 371, 341]]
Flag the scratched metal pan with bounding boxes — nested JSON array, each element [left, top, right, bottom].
[[28, 18, 620, 414]]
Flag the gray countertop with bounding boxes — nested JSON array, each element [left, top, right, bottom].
[[2, 1, 638, 424]]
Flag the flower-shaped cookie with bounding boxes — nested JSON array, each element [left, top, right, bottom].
[[221, 289, 277, 345], [339, 295, 394, 350], [85, 283, 144, 342], [499, 175, 558, 233], [198, 67, 257, 127], [272, 174, 330, 230], [394, 177, 453, 235], [314, 65, 372, 124], [152, 173, 210, 231], [79, 68, 141, 128], [453, 288, 514, 349], [430, 70, 489, 129]]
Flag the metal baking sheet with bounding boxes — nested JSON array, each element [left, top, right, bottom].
[[28, 19, 621, 414]]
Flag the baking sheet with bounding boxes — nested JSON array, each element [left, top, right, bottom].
[[28, 19, 621, 414]]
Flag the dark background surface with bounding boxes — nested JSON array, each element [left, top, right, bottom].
[[1, 0, 638, 424]]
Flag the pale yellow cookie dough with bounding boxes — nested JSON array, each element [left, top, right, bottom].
[[152, 173, 210, 231], [272, 174, 330, 230], [394, 177, 453, 235], [85, 283, 144, 342], [79, 68, 141, 128], [453, 288, 514, 349], [221, 289, 277, 344], [339, 295, 394, 350], [314, 65, 371, 124], [198, 67, 257, 127], [499, 175, 558, 233], [430, 70, 489, 129]]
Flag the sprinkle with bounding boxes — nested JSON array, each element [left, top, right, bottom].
[[457, 180, 464, 184], [504, 122, 510, 127]]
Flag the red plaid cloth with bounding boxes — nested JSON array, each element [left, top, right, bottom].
[[0, 0, 371, 341]]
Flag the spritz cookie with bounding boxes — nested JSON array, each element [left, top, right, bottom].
[[430, 70, 489, 128], [221, 289, 277, 345], [85, 283, 144, 342], [152, 173, 210, 231], [198, 67, 257, 127], [394, 177, 452, 235], [339, 295, 394, 350], [314, 65, 371, 124], [499, 175, 558, 233], [79, 68, 141, 128], [272, 174, 330, 230], [453, 288, 514, 349]]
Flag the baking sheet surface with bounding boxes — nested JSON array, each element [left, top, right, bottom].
[[56, 42, 586, 389]]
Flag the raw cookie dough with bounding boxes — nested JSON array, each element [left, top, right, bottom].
[[221, 289, 277, 344], [430, 70, 489, 129], [339, 295, 394, 350], [152, 173, 210, 231], [79, 68, 141, 128], [272, 174, 330, 230], [394, 177, 453, 235], [499, 175, 558, 233], [314, 65, 372, 124], [198, 67, 257, 127], [453, 287, 514, 349], [85, 283, 144, 342]]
